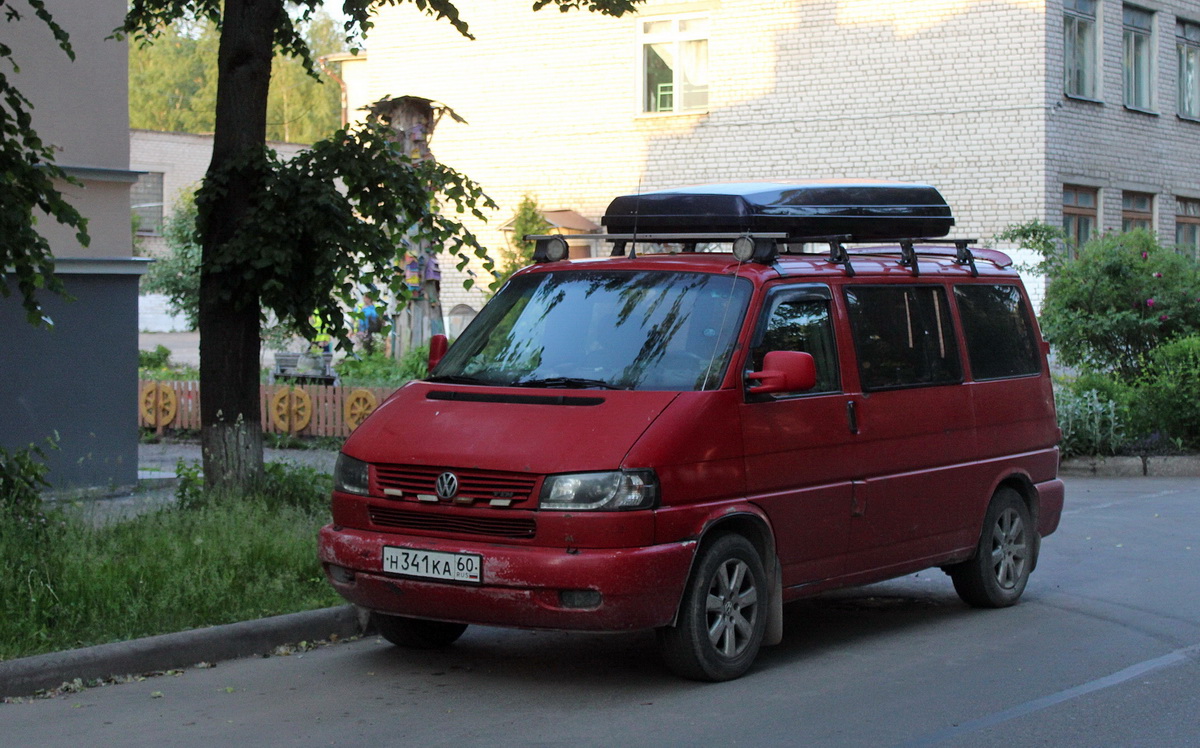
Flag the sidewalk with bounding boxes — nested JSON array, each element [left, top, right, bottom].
[[137, 440, 339, 481]]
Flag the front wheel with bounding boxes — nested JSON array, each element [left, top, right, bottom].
[[657, 534, 768, 682], [949, 487, 1035, 608], [372, 613, 468, 649]]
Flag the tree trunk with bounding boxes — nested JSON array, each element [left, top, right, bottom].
[[197, 0, 280, 490]]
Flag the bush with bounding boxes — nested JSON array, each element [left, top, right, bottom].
[[138, 344, 172, 370], [1055, 382, 1129, 458], [0, 437, 55, 518], [1126, 335, 1200, 449], [1040, 230, 1200, 379], [335, 344, 429, 387]]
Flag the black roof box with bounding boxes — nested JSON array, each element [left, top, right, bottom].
[[601, 181, 954, 240]]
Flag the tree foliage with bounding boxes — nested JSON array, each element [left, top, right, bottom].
[[1040, 230, 1200, 379], [129, 12, 343, 143], [141, 191, 201, 328], [492, 194, 551, 290], [117, 0, 643, 490], [1, 1, 89, 325]]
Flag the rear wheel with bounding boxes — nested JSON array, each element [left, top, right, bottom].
[[949, 487, 1035, 608], [658, 534, 768, 682], [372, 613, 468, 649]]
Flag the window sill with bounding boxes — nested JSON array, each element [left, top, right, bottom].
[[634, 110, 709, 121], [1177, 113, 1200, 125], [1064, 93, 1104, 105], [1123, 105, 1158, 117]]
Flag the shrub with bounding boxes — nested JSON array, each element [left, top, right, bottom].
[[0, 435, 56, 522], [1126, 335, 1200, 449], [138, 344, 172, 370], [335, 344, 429, 387], [1040, 230, 1200, 379], [1055, 383, 1128, 458]]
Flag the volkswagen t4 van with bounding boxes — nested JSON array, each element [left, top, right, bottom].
[[319, 182, 1064, 681]]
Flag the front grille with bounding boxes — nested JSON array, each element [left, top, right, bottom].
[[369, 505, 537, 539], [374, 464, 539, 505]]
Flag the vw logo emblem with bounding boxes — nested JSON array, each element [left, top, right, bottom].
[[435, 472, 459, 501]]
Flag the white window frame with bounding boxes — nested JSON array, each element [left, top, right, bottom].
[[637, 13, 709, 115], [1064, 0, 1099, 99], [1123, 5, 1155, 111], [1178, 20, 1200, 118]]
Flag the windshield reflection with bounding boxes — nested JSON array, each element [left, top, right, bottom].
[[432, 269, 752, 391]]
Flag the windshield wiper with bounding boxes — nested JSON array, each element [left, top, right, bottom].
[[426, 374, 493, 385], [514, 377, 626, 390]]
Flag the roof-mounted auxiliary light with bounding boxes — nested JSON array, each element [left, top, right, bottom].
[[732, 235, 778, 264], [530, 235, 570, 263]]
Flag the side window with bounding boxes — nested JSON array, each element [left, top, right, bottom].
[[845, 285, 962, 391], [955, 284, 1042, 379], [749, 289, 840, 394]]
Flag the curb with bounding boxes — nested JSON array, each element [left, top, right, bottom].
[[1059, 455, 1200, 478], [0, 605, 369, 700]]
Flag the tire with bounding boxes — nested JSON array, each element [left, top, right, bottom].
[[949, 487, 1035, 608], [657, 534, 768, 682], [372, 613, 468, 649]]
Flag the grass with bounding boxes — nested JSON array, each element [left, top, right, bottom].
[[0, 463, 340, 662]]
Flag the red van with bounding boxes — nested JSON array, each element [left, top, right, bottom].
[[319, 182, 1064, 681]]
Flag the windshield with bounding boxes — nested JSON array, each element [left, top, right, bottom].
[[433, 269, 752, 391]]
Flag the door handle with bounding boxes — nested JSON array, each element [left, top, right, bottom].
[[846, 400, 859, 434]]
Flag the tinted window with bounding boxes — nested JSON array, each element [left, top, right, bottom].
[[954, 284, 1041, 379], [750, 289, 839, 394], [435, 270, 752, 391], [845, 285, 962, 391]]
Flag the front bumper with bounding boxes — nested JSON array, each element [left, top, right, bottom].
[[318, 524, 697, 631]]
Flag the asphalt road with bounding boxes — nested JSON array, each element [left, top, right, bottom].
[[5, 477, 1199, 747]]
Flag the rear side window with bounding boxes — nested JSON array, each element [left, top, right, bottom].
[[845, 285, 962, 391], [954, 284, 1041, 379]]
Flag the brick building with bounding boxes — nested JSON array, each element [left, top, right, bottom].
[[339, 0, 1200, 316]]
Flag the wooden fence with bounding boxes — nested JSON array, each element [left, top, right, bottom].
[[138, 380, 396, 438]]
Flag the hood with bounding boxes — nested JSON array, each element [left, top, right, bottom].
[[344, 381, 680, 474]]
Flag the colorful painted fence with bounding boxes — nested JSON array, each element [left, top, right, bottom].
[[138, 380, 397, 438]]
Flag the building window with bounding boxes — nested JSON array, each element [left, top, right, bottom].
[[1063, 185, 1098, 248], [1179, 20, 1200, 118], [1065, 0, 1099, 98], [1122, 191, 1154, 231], [640, 15, 708, 114], [1124, 6, 1155, 110], [131, 171, 164, 235], [1177, 197, 1200, 257]]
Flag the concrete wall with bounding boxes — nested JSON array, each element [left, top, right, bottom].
[[1, 0, 141, 489]]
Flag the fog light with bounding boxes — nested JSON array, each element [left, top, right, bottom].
[[559, 589, 602, 609], [327, 564, 356, 584]]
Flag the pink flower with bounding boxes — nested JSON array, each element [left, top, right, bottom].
[[1146, 298, 1156, 307], [1153, 272, 1163, 278], [1160, 314, 1169, 321], [1142, 252, 1149, 259]]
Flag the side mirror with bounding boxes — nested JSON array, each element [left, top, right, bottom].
[[747, 351, 817, 394], [428, 334, 449, 373]]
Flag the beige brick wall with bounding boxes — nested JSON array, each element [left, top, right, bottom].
[[347, 0, 1200, 314]]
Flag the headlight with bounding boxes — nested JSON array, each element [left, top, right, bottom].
[[334, 453, 370, 495], [540, 470, 658, 511]]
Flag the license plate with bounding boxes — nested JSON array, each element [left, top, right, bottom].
[[382, 546, 482, 584]]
